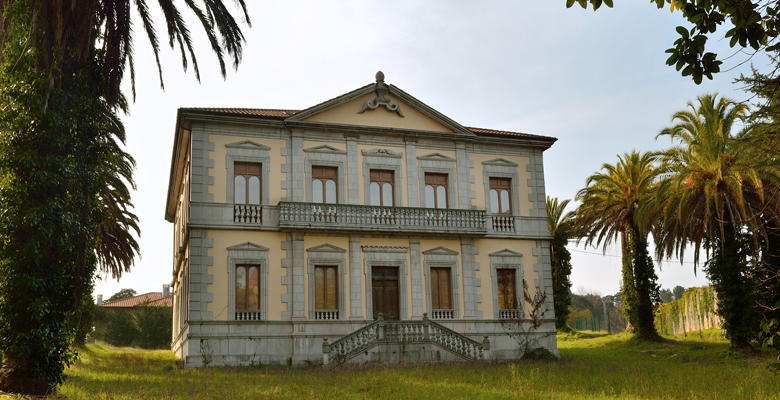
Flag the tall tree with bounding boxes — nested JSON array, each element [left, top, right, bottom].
[[107, 289, 138, 303], [654, 94, 777, 349], [547, 196, 574, 331], [575, 151, 662, 341], [0, 0, 249, 395]]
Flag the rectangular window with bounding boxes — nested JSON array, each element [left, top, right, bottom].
[[497, 268, 518, 310], [369, 169, 395, 206], [489, 177, 512, 214], [424, 173, 448, 209], [315, 265, 338, 313], [235, 264, 261, 311], [234, 162, 261, 204], [430, 267, 452, 310], [312, 166, 338, 204]]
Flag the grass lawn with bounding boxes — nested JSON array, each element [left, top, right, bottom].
[[5, 331, 780, 399]]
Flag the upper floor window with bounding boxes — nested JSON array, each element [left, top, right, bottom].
[[312, 166, 338, 204], [424, 173, 448, 209], [489, 177, 511, 214], [234, 162, 261, 204], [369, 169, 394, 206], [497, 268, 518, 310], [235, 264, 261, 312]]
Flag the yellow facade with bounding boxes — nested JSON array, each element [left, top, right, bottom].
[[166, 74, 558, 365]]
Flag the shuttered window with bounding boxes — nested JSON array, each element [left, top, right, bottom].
[[430, 267, 452, 310], [312, 166, 338, 204], [235, 264, 261, 311], [424, 173, 448, 209], [489, 177, 511, 214], [369, 169, 394, 206], [497, 268, 518, 310], [234, 162, 261, 204], [315, 265, 338, 311]]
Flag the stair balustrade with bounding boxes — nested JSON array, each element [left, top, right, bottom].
[[323, 314, 488, 364]]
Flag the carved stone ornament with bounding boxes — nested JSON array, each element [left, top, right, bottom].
[[358, 71, 404, 117]]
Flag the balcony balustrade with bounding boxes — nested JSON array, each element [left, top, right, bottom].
[[188, 201, 550, 238], [279, 202, 486, 235]]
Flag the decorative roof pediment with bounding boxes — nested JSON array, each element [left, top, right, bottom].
[[302, 145, 347, 155], [286, 71, 475, 135], [489, 249, 523, 257], [422, 246, 459, 256], [225, 140, 271, 151], [227, 242, 269, 252], [482, 158, 518, 167], [417, 152, 455, 162], [361, 148, 402, 158], [306, 244, 346, 253]]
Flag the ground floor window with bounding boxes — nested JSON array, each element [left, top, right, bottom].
[[497, 268, 518, 316], [235, 264, 261, 312], [314, 265, 339, 320]]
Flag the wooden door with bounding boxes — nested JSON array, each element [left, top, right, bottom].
[[372, 266, 400, 320]]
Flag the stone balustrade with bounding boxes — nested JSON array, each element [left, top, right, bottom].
[[324, 314, 488, 364]]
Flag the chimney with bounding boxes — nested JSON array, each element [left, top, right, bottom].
[[96, 294, 103, 304], [163, 284, 171, 297]]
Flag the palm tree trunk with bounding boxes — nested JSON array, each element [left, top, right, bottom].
[[629, 225, 661, 341], [620, 231, 637, 333], [708, 221, 757, 350]]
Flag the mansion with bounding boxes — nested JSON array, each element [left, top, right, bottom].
[[165, 72, 559, 366]]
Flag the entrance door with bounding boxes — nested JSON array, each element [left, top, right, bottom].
[[372, 266, 400, 320]]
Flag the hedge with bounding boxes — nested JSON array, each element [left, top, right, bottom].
[[92, 306, 172, 349]]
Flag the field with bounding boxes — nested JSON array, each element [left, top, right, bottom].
[[6, 330, 780, 399]]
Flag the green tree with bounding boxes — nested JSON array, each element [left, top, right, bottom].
[[575, 151, 662, 341], [659, 288, 674, 303], [654, 94, 776, 349], [107, 289, 137, 303], [566, 0, 780, 84], [672, 285, 686, 300], [547, 196, 575, 331], [0, 1, 249, 395]]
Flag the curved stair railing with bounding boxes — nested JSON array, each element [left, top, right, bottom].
[[323, 313, 490, 364]]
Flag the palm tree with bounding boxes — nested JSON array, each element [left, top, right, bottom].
[[547, 196, 575, 330], [655, 94, 778, 349], [574, 151, 662, 341], [4, 1, 251, 108], [0, 1, 249, 394]]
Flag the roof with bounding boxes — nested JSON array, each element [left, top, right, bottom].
[[98, 292, 172, 308], [178, 107, 556, 141]]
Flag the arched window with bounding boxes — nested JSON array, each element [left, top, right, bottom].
[[234, 162, 261, 204], [424, 173, 448, 209], [369, 169, 394, 206], [489, 177, 512, 214], [312, 166, 338, 204]]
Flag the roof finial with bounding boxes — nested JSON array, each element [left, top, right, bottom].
[[375, 70, 385, 83]]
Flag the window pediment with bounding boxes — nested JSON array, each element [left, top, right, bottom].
[[303, 145, 347, 155], [489, 249, 522, 257], [482, 158, 518, 167], [306, 243, 346, 253], [422, 246, 459, 256], [361, 148, 402, 158], [227, 242, 269, 252], [225, 140, 271, 151], [417, 153, 455, 162]]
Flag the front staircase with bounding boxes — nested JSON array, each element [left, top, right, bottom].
[[322, 313, 490, 364]]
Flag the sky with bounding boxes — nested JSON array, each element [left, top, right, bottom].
[[94, 1, 769, 300]]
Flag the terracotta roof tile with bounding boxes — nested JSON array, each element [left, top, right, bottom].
[[180, 107, 298, 119], [98, 292, 172, 308], [466, 126, 556, 141], [179, 108, 554, 141]]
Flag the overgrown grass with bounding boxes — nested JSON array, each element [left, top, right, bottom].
[[4, 331, 779, 399]]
